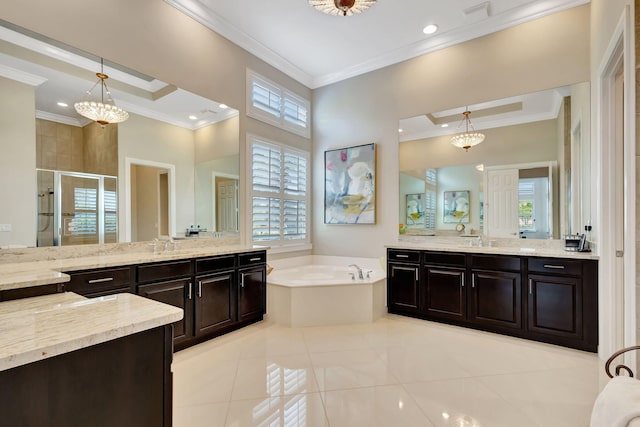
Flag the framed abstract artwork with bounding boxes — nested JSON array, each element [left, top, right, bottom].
[[443, 190, 470, 223], [324, 143, 376, 224], [406, 193, 425, 226]]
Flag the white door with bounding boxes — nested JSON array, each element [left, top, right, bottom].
[[217, 179, 238, 233], [485, 168, 519, 238]]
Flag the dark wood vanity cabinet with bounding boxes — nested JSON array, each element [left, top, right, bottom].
[[63, 266, 134, 297], [469, 255, 522, 331], [386, 248, 598, 352], [423, 252, 466, 321], [387, 249, 421, 314], [138, 277, 193, 348], [525, 257, 598, 350], [137, 251, 267, 351]]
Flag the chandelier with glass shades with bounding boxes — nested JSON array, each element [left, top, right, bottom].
[[450, 109, 485, 151], [308, 0, 377, 16], [74, 59, 129, 126]]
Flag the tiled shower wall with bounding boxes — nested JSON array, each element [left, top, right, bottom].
[[35, 119, 117, 176]]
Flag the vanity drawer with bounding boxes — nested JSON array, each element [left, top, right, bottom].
[[471, 255, 521, 272], [238, 251, 266, 267], [423, 251, 466, 267], [195, 255, 236, 274], [137, 260, 192, 284], [388, 249, 420, 263], [527, 258, 583, 276], [65, 267, 133, 295]]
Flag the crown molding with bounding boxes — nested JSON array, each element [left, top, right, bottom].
[[166, 0, 589, 89], [312, 0, 591, 88], [164, 0, 313, 87], [0, 63, 47, 86], [36, 110, 87, 127]]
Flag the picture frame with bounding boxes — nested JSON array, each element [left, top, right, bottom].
[[324, 143, 376, 224], [406, 193, 425, 226], [443, 190, 470, 224]]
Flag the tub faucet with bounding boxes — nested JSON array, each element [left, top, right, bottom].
[[349, 264, 364, 279]]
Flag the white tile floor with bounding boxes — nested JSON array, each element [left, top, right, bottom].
[[172, 315, 608, 427]]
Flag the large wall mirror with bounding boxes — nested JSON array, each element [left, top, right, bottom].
[[0, 20, 240, 248], [399, 82, 590, 240]]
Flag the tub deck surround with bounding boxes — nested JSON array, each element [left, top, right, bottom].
[[390, 235, 598, 259], [267, 255, 387, 327], [0, 243, 266, 292], [0, 291, 183, 371]]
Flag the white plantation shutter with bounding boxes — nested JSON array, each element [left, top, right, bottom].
[[104, 190, 117, 234], [73, 187, 97, 235], [250, 136, 309, 245], [252, 80, 281, 118], [247, 70, 310, 138]]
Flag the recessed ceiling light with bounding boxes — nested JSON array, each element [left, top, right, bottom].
[[219, 104, 229, 109], [423, 24, 439, 35], [398, 128, 403, 133], [57, 102, 68, 107], [189, 115, 198, 120], [441, 123, 449, 128]]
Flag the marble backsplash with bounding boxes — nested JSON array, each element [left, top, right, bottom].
[[0, 236, 242, 265], [397, 234, 587, 251]]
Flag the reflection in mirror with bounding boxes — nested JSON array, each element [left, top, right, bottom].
[[0, 20, 240, 247], [399, 82, 590, 239]]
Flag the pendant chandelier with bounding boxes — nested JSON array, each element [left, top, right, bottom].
[[74, 59, 129, 126], [450, 109, 485, 151], [308, 0, 377, 16]]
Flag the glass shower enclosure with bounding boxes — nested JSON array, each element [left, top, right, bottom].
[[37, 169, 117, 246]]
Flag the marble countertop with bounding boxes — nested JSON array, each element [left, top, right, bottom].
[[387, 238, 598, 260], [0, 245, 263, 292], [0, 292, 183, 372]]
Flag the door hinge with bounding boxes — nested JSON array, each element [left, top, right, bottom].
[[616, 250, 624, 258]]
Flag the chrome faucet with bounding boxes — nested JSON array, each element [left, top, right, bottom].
[[349, 264, 364, 279]]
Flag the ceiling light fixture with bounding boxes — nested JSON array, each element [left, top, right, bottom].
[[308, 0, 377, 16], [450, 109, 485, 151], [74, 58, 129, 126], [57, 102, 68, 107], [189, 115, 198, 120], [423, 24, 439, 35]]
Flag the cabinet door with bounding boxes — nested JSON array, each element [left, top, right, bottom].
[[196, 272, 235, 337], [387, 263, 420, 313], [469, 270, 521, 330], [527, 274, 583, 340], [238, 266, 266, 323], [424, 267, 466, 320], [138, 278, 193, 347]]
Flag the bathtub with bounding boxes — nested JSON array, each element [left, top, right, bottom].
[[266, 255, 387, 327]]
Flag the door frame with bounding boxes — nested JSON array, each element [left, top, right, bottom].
[[596, 5, 636, 359], [212, 172, 239, 233], [484, 160, 556, 239], [123, 157, 176, 242]]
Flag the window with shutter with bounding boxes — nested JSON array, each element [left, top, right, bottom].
[[247, 70, 310, 138], [249, 135, 310, 246]]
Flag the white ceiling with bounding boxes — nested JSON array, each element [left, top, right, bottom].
[[166, 0, 590, 89], [0, 23, 238, 129], [399, 85, 570, 142]]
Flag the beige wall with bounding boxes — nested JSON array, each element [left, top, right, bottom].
[[195, 115, 240, 162], [131, 164, 162, 242], [400, 120, 559, 173], [313, 5, 590, 257], [118, 113, 195, 239], [83, 121, 118, 176], [0, 76, 36, 247], [0, 0, 312, 246], [36, 119, 84, 172]]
